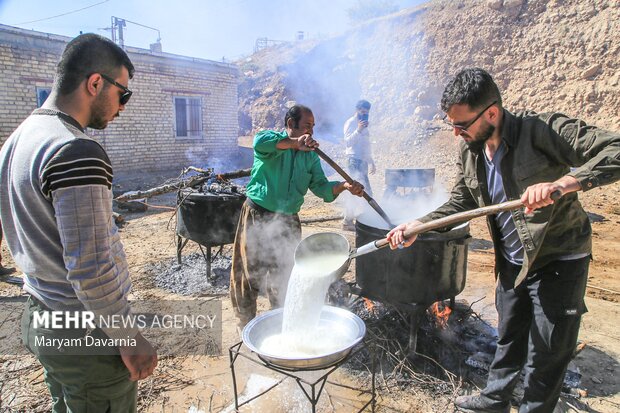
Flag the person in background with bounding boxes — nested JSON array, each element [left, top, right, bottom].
[[342, 99, 376, 231], [231, 104, 364, 328], [0, 33, 157, 412], [0, 220, 16, 276], [387, 68, 620, 413]]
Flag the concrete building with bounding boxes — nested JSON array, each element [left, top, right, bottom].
[[0, 24, 240, 176]]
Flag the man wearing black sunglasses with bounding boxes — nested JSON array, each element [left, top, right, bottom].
[[0, 33, 156, 412], [388, 68, 620, 412]]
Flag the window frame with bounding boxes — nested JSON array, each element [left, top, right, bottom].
[[173, 96, 204, 139], [36, 86, 51, 108]]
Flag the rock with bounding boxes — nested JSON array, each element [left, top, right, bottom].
[[487, 0, 503, 11], [414, 105, 436, 120], [504, 0, 524, 17], [581, 64, 602, 79], [115, 199, 148, 212], [586, 89, 598, 102], [504, 0, 524, 9]]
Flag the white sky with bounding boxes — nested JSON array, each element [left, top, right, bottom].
[[0, 0, 425, 61]]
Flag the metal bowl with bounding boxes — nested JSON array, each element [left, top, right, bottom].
[[294, 232, 351, 282], [242, 305, 366, 370]]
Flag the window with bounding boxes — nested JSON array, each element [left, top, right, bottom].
[[174, 97, 202, 138], [36, 87, 51, 107]]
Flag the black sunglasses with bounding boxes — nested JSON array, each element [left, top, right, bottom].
[[443, 100, 497, 133], [99, 73, 133, 105]]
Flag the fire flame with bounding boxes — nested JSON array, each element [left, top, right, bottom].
[[363, 297, 375, 314], [429, 301, 452, 329]]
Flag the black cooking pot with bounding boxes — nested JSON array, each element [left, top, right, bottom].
[[355, 220, 470, 305], [177, 191, 245, 246]]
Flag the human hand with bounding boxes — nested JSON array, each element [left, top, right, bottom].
[[521, 183, 563, 214], [297, 134, 319, 151], [119, 332, 158, 381], [387, 220, 421, 249], [345, 180, 364, 197], [357, 120, 368, 132]]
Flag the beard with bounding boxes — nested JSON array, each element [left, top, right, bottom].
[[88, 92, 115, 130], [465, 121, 495, 153]]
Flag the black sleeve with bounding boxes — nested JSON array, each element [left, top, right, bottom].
[[40, 139, 113, 198]]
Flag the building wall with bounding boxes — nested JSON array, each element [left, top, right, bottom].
[[0, 25, 240, 175]]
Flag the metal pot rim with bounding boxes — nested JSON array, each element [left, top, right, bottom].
[[242, 305, 366, 369]]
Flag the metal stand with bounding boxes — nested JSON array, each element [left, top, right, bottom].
[[176, 236, 223, 279], [228, 341, 376, 412]]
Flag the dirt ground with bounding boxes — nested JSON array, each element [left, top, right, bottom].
[[1, 172, 619, 412]]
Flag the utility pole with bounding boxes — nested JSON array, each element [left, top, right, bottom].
[[110, 16, 161, 52], [111, 16, 126, 48]]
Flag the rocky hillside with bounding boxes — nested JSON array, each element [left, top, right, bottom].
[[237, 0, 619, 183]]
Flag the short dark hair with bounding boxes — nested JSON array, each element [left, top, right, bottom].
[[356, 100, 371, 110], [285, 104, 312, 129], [440, 68, 502, 112], [55, 33, 134, 95]]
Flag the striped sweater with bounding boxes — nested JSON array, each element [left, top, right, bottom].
[[0, 109, 137, 340]]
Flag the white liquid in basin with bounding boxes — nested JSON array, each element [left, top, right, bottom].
[[258, 252, 350, 358]]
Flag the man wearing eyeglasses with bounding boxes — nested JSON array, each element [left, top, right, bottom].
[[0, 33, 156, 412], [388, 68, 620, 412]]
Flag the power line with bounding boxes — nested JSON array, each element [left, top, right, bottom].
[[12, 0, 110, 26]]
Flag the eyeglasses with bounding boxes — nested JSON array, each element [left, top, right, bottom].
[[443, 100, 497, 133], [99, 73, 133, 105]]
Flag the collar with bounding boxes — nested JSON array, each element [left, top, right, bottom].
[[499, 109, 518, 149], [32, 108, 85, 132]]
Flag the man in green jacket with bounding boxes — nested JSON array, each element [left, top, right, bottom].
[[231, 104, 364, 328], [388, 68, 620, 413]]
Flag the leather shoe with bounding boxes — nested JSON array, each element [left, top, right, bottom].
[[454, 394, 510, 413], [0, 266, 16, 276]]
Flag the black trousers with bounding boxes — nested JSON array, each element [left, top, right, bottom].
[[482, 255, 590, 413]]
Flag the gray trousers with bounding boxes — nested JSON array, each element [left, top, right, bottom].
[[482, 256, 589, 412]]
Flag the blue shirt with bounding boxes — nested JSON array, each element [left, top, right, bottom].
[[484, 142, 524, 265]]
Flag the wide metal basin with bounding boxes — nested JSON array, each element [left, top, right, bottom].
[[242, 306, 366, 370]]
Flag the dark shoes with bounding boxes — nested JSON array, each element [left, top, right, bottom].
[[455, 395, 511, 413], [0, 265, 16, 276]]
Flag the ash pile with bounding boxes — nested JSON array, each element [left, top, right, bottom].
[[148, 252, 231, 296]]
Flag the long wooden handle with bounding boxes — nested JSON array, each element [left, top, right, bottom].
[[372, 190, 561, 250], [314, 147, 395, 227], [315, 147, 372, 203]]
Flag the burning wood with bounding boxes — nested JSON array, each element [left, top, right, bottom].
[[428, 301, 452, 329]]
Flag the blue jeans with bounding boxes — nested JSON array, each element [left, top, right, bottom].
[[347, 157, 372, 197], [344, 157, 372, 223]]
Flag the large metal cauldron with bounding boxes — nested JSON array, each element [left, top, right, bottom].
[[355, 218, 470, 354], [242, 306, 366, 370], [177, 191, 245, 246], [355, 220, 470, 305]]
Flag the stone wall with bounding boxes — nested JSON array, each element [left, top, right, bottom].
[[0, 24, 241, 175]]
